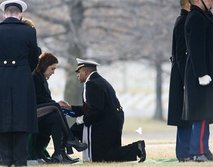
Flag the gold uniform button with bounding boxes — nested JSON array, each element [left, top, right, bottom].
[[117, 108, 119, 111], [4, 60, 7, 64], [12, 61, 16, 64]]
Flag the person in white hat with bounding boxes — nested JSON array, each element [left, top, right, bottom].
[[70, 58, 146, 163], [0, 0, 39, 166], [0, 0, 27, 12]]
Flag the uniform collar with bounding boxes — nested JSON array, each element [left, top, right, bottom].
[[0, 17, 22, 24], [85, 71, 97, 83]]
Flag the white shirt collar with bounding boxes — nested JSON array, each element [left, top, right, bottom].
[[85, 71, 96, 83], [83, 71, 96, 102]]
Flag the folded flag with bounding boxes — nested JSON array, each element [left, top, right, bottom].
[[61, 108, 76, 117]]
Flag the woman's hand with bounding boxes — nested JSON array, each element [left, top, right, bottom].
[[58, 100, 71, 109]]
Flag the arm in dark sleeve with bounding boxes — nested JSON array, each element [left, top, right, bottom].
[[29, 28, 39, 71], [83, 81, 105, 126], [32, 73, 55, 104], [175, 20, 187, 79], [71, 105, 84, 116], [187, 14, 208, 77]]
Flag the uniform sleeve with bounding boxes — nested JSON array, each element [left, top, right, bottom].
[[72, 105, 84, 116], [174, 17, 187, 81], [187, 14, 208, 77], [83, 81, 105, 126], [29, 28, 39, 71]]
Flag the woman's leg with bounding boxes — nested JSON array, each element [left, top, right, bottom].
[[38, 111, 63, 155], [37, 103, 87, 153]]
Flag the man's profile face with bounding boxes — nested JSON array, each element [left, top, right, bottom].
[[76, 67, 87, 83]]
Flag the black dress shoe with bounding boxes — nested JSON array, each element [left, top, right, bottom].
[[205, 150, 213, 161], [137, 140, 146, 163], [66, 139, 88, 152], [51, 154, 63, 163], [178, 157, 193, 162], [14, 160, 27, 166], [61, 152, 79, 164], [193, 154, 208, 162], [37, 151, 52, 163]]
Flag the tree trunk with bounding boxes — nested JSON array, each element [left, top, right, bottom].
[[64, 0, 85, 105], [64, 63, 83, 105], [154, 61, 163, 120]]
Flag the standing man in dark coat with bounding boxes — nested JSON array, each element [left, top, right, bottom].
[[70, 58, 146, 163], [167, 0, 192, 162], [183, 0, 213, 162], [0, 0, 39, 166]]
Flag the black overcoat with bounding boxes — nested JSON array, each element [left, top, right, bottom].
[[182, 6, 213, 121], [0, 17, 39, 132], [168, 9, 191, 126], [73, 72, 138, 162]]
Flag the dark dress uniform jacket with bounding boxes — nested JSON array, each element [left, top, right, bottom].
[[73, 72, 138, 162], [0, 17, 38, 133], [168, 9, 191, 126], [183, 6, 213, 121]]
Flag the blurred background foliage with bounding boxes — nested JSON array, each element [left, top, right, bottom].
[[0, 0, 179, 120]]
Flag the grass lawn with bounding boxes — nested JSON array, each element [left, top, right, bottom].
[[28, 118, 213, 167]]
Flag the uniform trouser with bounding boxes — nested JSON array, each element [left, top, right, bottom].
[[99, 142, 139, 162], [0, 132, 28, 166], [71, 124, 139, 162], [176, 126, 192, 160], [189, 120, 209, 155]]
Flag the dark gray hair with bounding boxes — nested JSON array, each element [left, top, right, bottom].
[[5, 6, 21, 13]]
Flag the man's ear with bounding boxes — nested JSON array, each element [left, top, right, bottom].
[[17, 13, 23, 20]]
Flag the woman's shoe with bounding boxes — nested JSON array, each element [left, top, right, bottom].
[[37, 151, 52, 163], [51, 154, 63, 163], [66, 139, 88, 152], [61, 152, 79, 164]]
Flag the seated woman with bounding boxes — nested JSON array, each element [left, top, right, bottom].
[[31, 52, 87, 163]]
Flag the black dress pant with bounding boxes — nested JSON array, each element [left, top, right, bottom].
[[34, 103, 76, 156], [37, 112, 63, 155], [0, 132, 28, 166]]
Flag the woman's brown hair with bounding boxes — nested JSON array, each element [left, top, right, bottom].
[[35, 52, 58, 74]]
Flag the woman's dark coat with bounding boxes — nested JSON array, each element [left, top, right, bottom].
[[73, 72, 139, 162], [182, 6, 213, 121], [32, 71, 55, 105], [0, 17, 39, 133], [168, 9, 191, 126]]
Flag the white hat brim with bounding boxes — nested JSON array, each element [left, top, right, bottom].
[[0, 0, 27, 12], [76, 58, 100, 66]]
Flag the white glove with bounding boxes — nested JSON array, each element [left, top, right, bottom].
[[76, 115, 84, 125], [198, 75, 212, 85]]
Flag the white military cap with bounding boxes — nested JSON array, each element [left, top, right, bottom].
[[0, 0, 27, 12], [75, 58, 100, 72]]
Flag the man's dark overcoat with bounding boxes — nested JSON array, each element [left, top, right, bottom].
[[182, 5, 213, 121], [0, 17, 38, 133], [72, 72, 139, 162], [168, 9, 191, 126]]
